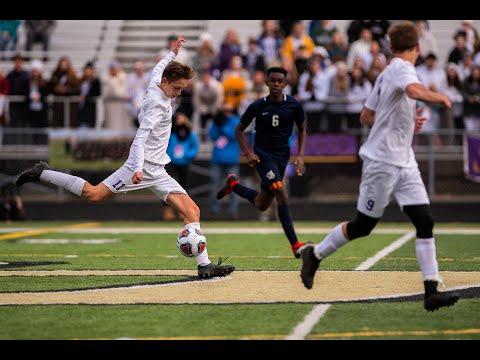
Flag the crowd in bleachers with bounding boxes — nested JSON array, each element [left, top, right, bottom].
[[1, 20, 480, 144]]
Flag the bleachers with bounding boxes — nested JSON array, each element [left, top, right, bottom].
[[115, 20, 208, 72]]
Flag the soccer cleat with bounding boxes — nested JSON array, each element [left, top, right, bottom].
[[216, 174, 239, 200], [291, 241, 309, 259], [198, 258, 235, 279], [300, 244, 321, 289], [423, 281, 459, 311], [15, 162, 50, 187]]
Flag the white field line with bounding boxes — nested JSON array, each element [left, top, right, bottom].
[[355, 231, 416, 271], [1, 227, 480, 235], [286, 230, 416, 340]]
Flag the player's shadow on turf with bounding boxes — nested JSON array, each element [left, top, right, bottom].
[[0, 261, 70, 269]]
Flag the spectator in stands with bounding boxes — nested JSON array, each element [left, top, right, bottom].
[[346, 66, 372, 130], [309, 20, 338, 48], [442, 63, 464, 135], [281, 21, 315, 65], [366, 53, 386, 84], [242, 38, 266, 76], [346, 28, 372, 70], [448, 31, 469, 64], [126, 60, 149, 128], [102, 60, 130, 131], [49, 56, 80, 127], [459, 20, 478, 53], [346, 20, 369, 44], [297, 58, 330, 133], [416, 20, 438, 65], [174, 81, 194, 119], [360, 40, 386, 73], [326, 30, 349, 63], [218, 29, 242, 73], [258, 20, 283, 68], [24, 20, 55, 61], [0, 20, 21, 57], [6, 54, 29, 133], [0, 68, 9, 135], [463, 66, 480, 131], [159, 34, 192, 67], [221, 55, 250, 112], [164, 112, 199, 220], [28, 60, 48, 144], [78, 62, 101, 128], [327, 61, 350, 133], [416, 53, 447, 93], [191, 32, 217, 73], [238, 70, 269, 116], [193, 66, 224, 140], [458, 52, 475, 81], [365, 20, 391, 50], [209, 103, 240, 219], [278, 20, 296, 37]]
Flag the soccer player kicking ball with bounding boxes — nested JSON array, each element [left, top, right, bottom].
[[300, 22, 459, 312], [15, 34, 234, 279], [216, 67, 308, 258]]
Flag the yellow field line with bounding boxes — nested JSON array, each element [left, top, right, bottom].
[[87, 328, 480, 340], [0, 222, 100, 242], [308, 328, 480, 339]]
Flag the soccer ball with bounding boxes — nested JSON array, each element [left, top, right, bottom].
[[176, 227, 207, 257]]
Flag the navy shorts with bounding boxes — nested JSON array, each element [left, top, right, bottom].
[[254, 147, 289, 193]]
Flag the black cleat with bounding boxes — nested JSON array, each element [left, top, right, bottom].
[[216, 174, 239, 200], [300, 244, 321, 289], [424, 292, 459, 312], [198, 258, 235, 279], [423, 280, 459, 311], [15, 162, 50, 187]]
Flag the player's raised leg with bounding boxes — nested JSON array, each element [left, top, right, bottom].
[[15, 161, 113, 203], [301, 212, 379, 289], [166, 192, 235, 278]]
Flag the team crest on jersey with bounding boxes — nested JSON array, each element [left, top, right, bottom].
[[266, 170, 275, 180]]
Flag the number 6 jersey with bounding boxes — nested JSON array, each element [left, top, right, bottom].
[[240, 94, 306, 159]]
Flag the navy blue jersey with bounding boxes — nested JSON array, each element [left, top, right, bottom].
[[240, 94, 306, 157]]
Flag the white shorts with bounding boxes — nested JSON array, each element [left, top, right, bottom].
[[102, 160, 187, 202], [357, 158, 430, 218]]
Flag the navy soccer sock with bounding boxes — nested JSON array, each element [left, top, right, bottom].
[[231, 183, 258, 204], [277, 204, 299, 246]]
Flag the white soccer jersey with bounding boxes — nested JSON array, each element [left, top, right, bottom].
[[124, 51, 177, 172], [359, 57, 421, 168]]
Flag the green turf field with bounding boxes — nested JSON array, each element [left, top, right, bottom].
[[0, 221, 479, 340]]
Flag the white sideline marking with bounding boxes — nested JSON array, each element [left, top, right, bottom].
[[0, 262, 8, 265], [1, 227, 480, 235], [18, 239, 120, 244], [286, 230, 416, 340], [64, 255, 78, 259]]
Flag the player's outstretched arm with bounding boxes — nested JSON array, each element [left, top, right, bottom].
[[406, 83, 452, 109], [149, 34, 185, 87], [235, 123, 260, 167]]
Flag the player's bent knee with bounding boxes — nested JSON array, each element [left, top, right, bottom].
[[346, 212, 379, 240], [403, 205, 434, 238]]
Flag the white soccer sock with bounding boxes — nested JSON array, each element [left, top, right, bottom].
[[415, 238, 440, 281], [184, 222, 212, 266], [314, 223, 349, 260], [40, 170, 86, 196]]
